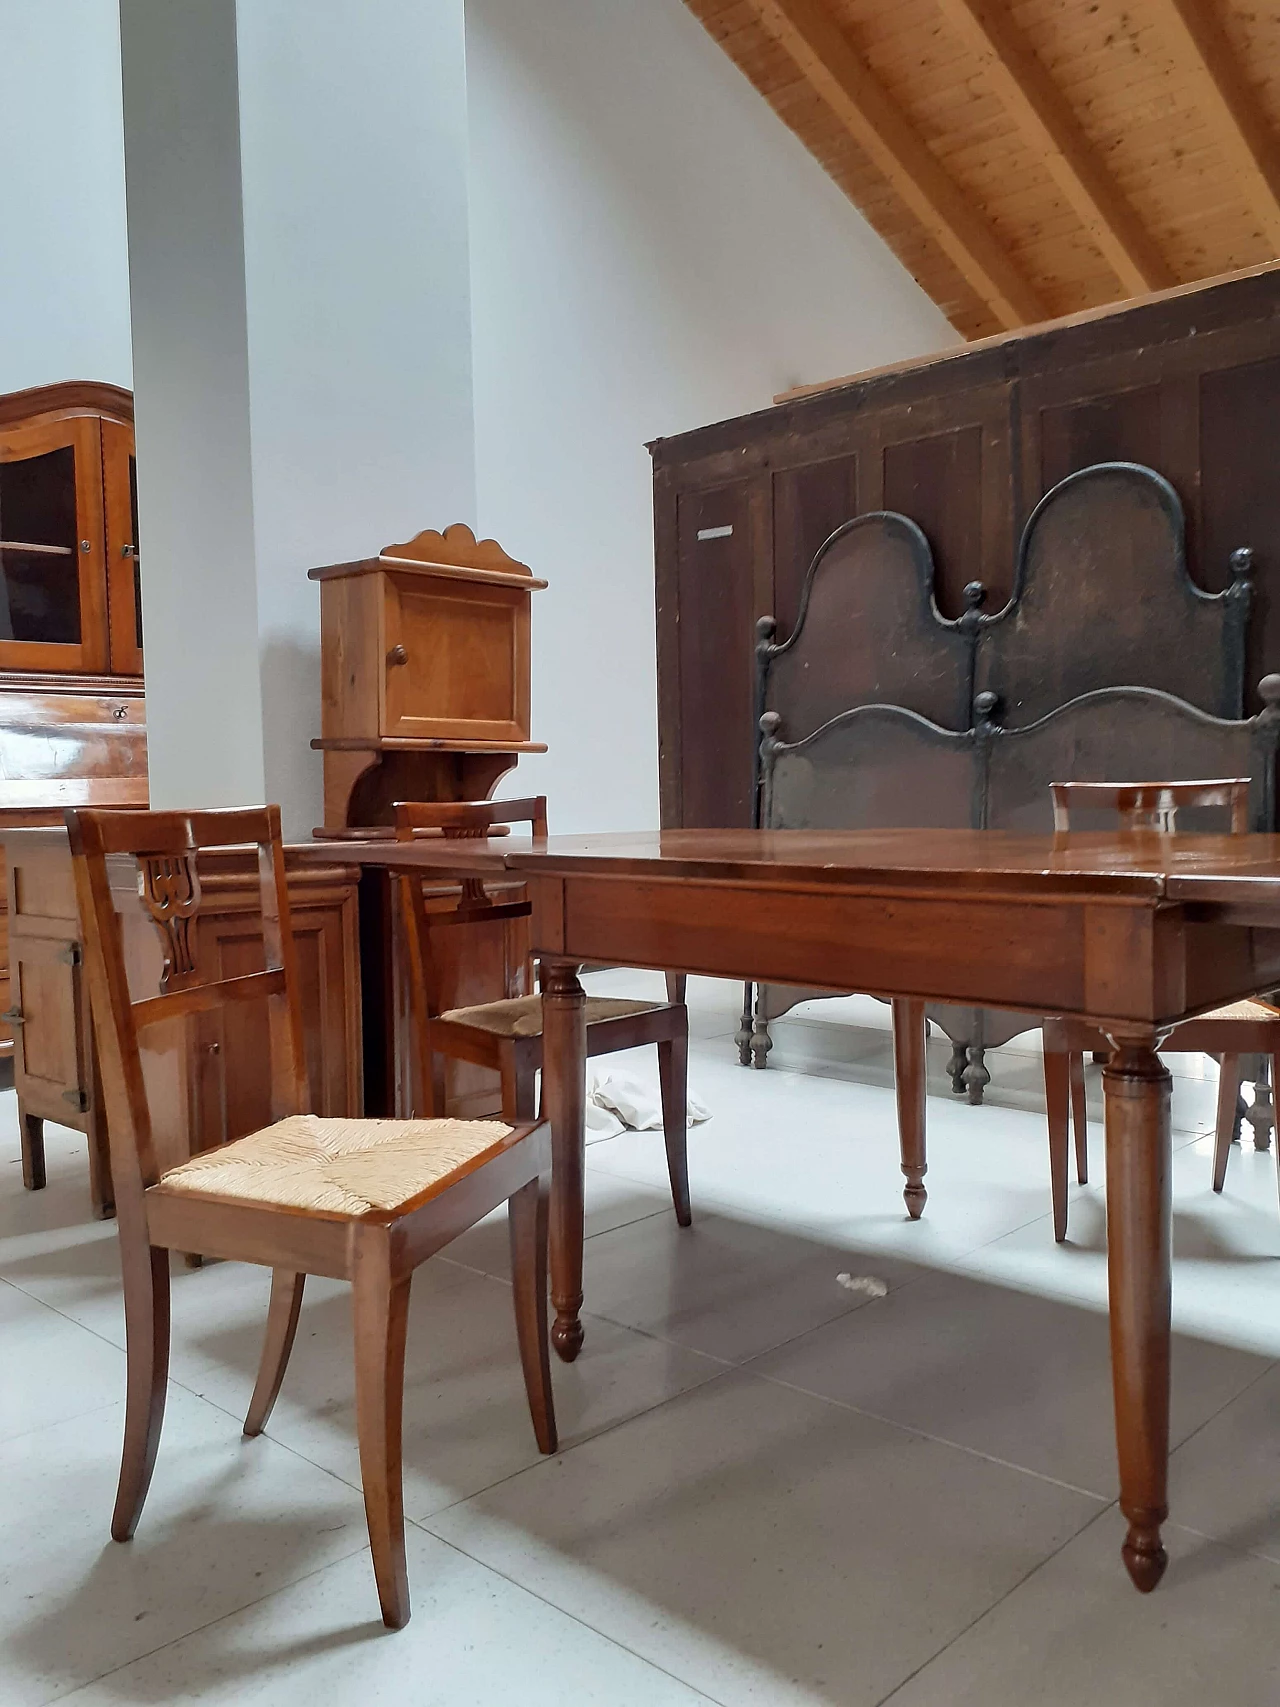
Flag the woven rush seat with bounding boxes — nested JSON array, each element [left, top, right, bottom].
[[1199, 999, 1280, 1023], [439, 993, 663, 1038], [158, 1113, 515, 1216]]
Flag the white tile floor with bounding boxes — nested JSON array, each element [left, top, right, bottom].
[[5, 974, 1280, 1704]]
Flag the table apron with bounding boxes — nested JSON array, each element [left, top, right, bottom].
[[529, 873, 1280, 1029]]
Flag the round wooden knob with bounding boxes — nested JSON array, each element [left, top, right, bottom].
[[386, 644, 408, 667]]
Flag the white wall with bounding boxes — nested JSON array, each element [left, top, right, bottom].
[[119, 0, 268, 813], [0, 0, 132, 392], [466, 0, 955, 834], [236, 0, 477, 832], [14, 0, 953, 836], [120, 0, 476, 836]]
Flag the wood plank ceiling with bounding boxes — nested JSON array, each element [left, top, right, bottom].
[[684, 0, 1280, 339]]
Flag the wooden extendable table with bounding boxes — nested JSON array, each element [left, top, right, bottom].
[[298, 826, 1280, 1593]]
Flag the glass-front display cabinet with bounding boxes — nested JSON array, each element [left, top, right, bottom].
[[0, 382, 148, 1070], [0, 382, 142, 680]]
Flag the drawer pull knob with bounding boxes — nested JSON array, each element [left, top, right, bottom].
[[386, 644, 408, 667], [57, 943, 83, 968], [62, 1089, 89, 1113], [1, 1007, 25, 1026]]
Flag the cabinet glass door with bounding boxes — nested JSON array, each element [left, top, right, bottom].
[[0, 416, 107, 672], [102, 418, 143, 675]]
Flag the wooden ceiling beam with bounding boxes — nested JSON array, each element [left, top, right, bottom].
[[1145, 0, 1280, 249], [743, 0, 1045, 329], [935, 0, 1174, 295]]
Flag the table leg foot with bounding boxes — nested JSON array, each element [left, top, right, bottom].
[[552, 1311, 584, 1362], [902, 1180, 927, 1219], [1122, 1520, 1168, 1592]]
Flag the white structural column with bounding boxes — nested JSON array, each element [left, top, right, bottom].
[[118, 0, 476, 836], [118, 0, 264, 814]]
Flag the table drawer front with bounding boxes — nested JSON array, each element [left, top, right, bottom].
[[555, 876, 1092, 1016]]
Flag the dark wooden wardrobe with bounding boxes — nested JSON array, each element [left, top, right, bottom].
[[650, 264, 1280, 828]]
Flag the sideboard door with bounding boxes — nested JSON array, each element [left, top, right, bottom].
[[0, 415, 109, 675], [101, 417, 143, 677], [4, 834, 98, 1155]]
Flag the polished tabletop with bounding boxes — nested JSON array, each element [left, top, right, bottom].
[[300, 827, 1280, 901]]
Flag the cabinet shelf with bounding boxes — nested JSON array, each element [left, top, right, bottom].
[[310, 736, 547, 754]]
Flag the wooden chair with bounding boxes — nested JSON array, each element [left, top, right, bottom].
[[1044, 779, 1280, 1241], [394, 797, 692, 1226], [66, 804, 556, 1630]]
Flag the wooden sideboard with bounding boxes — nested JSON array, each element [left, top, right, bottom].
[[0, 381, 148, 1063], [0, 687, 147, 1062], [650, 264, 1280, 828], [6, 834, 362, 1218]]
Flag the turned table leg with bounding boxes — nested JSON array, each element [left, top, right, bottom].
[[1103, 1037, 1172, 1593], [892, 998, 927, 1218], [541, 960, 587, 1363]]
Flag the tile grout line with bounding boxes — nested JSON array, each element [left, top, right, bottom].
[[409, 1360, 744, 1524], [0, 1395, 122, 1455], [10, 1187, 1273, 1529], [31, 1542, 397, 1707], [872, 1501, 1121, 1707], [432, 1200, 674, 1286], [1, 1246, 738, 1546], [0, 1267, 137, 1357], [53, 1533, 730, 1707], [11, 1334, 735, 1702], [736, 1347, 1280, 1575], [161, 1286, 740, 1525], [733, 1358, 1114, 1504], [417, 1527, 731, 1707], [31, 1265, 1280, 1641]]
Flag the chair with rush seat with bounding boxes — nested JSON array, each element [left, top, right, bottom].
[[394, 796, 692, 1226], [1043, 778, 1280, 1241], [67, 804, 556, 1630]]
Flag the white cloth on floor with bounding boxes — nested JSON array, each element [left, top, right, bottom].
[[586, 1066, 711, 1139]]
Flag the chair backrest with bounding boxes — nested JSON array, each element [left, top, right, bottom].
[[1049, 778, 1251, 834], [392, 800, 541, 1087], [66, 806, 308, 1217]]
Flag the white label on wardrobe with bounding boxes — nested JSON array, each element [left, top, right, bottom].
[[697, 525, 734, 541]]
